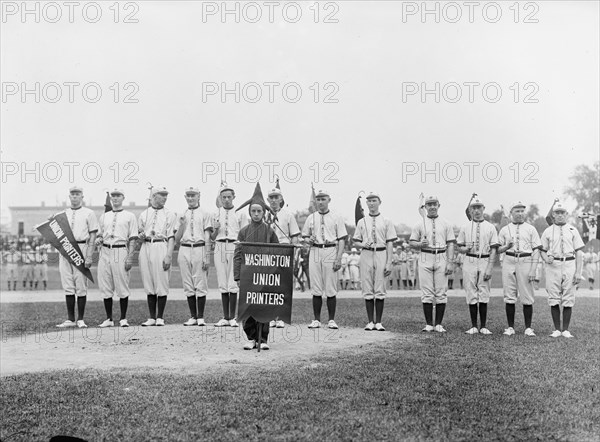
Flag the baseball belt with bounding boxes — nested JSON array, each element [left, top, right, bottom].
[[103, 244, 127, 249], [506, 251, 532, 257], [421, 248, 447, 254], [312, 243, 336, 248], [181, 242, 206, 248], [363, 247, 386, 251], [466, 253, 490, 258]]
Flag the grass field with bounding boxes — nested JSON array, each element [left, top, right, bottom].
[[1, 295, 599, 441]]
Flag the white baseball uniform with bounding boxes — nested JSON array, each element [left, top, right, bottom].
[[177, 207, 213, 298], [410, 216, 456, 304], [457, 220, 499, 304], [98, 209, 138, 299], [268, 208, 300, 244], [498, 222, 541, 305], [4, 250, 19, 282], [348, 253, 360, 282], [540, 223, 584, 307], [138, 207, 177, 297], [213, 207, 248, 294], [60, 207, 99, 297], [302, 211, 348, 298], [34, 248, 48, 282], [353, 214, 397, 300]]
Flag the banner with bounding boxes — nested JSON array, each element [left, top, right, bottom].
[[36, 212, 94, 282], [238, 242, 295, 324]]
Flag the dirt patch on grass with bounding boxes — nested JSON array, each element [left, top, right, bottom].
[[1, 324, 405, 377]]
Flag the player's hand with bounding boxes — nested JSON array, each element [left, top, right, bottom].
[[138, 230, 146, 241], [202, 260, 209, 271], [505, 241, 514, 251], [546, 255, 554, 264], [333, 259, 342, 272], [445, 262, 454, 276], [383, 265, 391, 277], [213, 219, 221, 231], [527, 273, 536, 283], [95, 237, 104, 246], [363, 241, 373, 249], [572, 274, 582, 285], [421, 237, 429, 247], [124, 257, 133, 272], [483, 268, 493, 281], [162, 255, 172, 271], [236, 280, 240, 287], [84, 256, 93, 268]]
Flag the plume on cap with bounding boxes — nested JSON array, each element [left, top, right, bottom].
[[236, 183, 273, 215]]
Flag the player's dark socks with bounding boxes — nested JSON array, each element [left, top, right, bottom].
[[448, 280, 453, 290], [469, 304, 478, 327], [43, 281, 47, 290], [423, 303, 434, 326], [13, 281, 17, 290], [365, 299, 375, 323], [30, 281, 33, 289], [197, 296, 206, 318], [157, 296, 167, 319], [523, 305, 533, 328], [562, 307, 572, 331], [435, 303, 446, 326], [550, 305, 561, 330], [120, 297, 129, 319], [396, 280, 400, 289], [76, 296, 86, 321], [312, 296, 322, 320], [479, 303, 488, 328], [408, 280, 414, 289], [186, 296, 197, 318], [403, 280, 407, 289], [327, 297, 336, 321], [7, 282, 10, 291], [35, 281, 38, 289], [375, 299, 384, 323], [460, 279, 463, 289], [147, 294, 158, 319], [221, 293, 229, 319], [229, 293, 237, 319], [506, 303, 516, 328], [66, 295, 76, 321], [23, 281, 26, 289], [103, 298, 113, 320]]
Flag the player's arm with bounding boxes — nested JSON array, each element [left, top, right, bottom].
[[333, 237, 346, 272], [86, 230, 97, 268], [445, 240, 456, 275]]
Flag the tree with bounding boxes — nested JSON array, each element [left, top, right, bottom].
[[565, 162, 600, 213]]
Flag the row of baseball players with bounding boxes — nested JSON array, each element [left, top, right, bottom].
[[52, 185, 586, 340], [3, 244, 51, 290]]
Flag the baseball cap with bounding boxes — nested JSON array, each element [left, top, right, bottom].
[[109, 188, 125, 196], [424, 195, 439, 204], [470, 197, 484, 207], [366, 192, 381, 200], [510, 201, 526, 211], [315, 189, 330, 198], [152, 186, 169, 196], [219, 184, 234, 194], [268, 188, 282, 197], [553, 202, 567, 212], [69, 185, 83, 193], [184, 186, 200, 195], [351, 247, 357, 252]]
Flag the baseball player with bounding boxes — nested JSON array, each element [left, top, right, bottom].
[[582, 249, 597, 290], [33, 244, 49, 290], [353, 192, 397, 331], [301, 189, 347, 329], [20, 245, 35, 290], [456, 197, 499, 335], [56, 186, 98, 329], [138, 186, 177, 326], [266, 187, 300, 327], [3, 243, 19, 291], [96, 188, 139, 328], [454, 252, 464, 289], [174, 187, 213, 326], [497, 201, 542, 337], [409, 196, 456, 333], [339, 251, 350, 290], [398, 245, 411, 289], [540, 202, 584, 338], [348, 248, 361, 290], [211, 185, 248, 327]]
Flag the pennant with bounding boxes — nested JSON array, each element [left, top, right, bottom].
[[500, 205, 510, 228], [418, 193, 426, 219], [275, 176, 285, 208], [355, 194, 364, 225], [545, 199, 558, 226], [308, 183, 317, 214], [465, 193, 477, 221], [104, 192, 112, 213], [36, 213, 94, 282]]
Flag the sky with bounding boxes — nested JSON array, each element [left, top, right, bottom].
[[1, 1, 598, 228]]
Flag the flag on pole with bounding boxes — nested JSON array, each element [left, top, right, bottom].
[[104, 192, 112, 213], [308, 183, 317, 214], [500, 205, 510, 228], [216, 181, 226, 209], [275, 176, 285, 208], [355, 194, 364, 225]]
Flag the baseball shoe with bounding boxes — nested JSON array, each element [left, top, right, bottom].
[[197, 318, 206, 326], [422, 325, 434, 332], [269, 320, 277, 328], [119, 319, 129, 328], [229, 319, 239, 327], [99, 319, 114, 328], [215, 318, 230, 327], [243, 341, 257, 350], [524, 328, 535, 336], [480, 328, 492, 335], [328, 320, 339, 329], [375, 323, 386, 331], [142, 319, 156, 327], [550, 330, 562, 338], [183, 318, 198, 326], [308, 320, 321, 329], [434, 325, 446, 333], [503, 327, 515, 336], [156, 318, 165, 326], [276, 320, 285, 328], [260, 343, 270, 350], [562, 330, 574, 338], [364, 322, 375, 331], [56, 320, 76, 328], [76, 320, 88, 328], [465, 327, 479, 334]]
